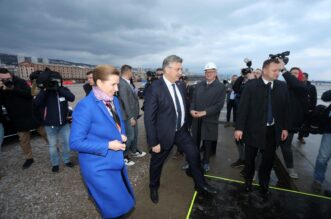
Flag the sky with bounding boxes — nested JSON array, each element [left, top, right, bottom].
[[0, 0, 330, 80]]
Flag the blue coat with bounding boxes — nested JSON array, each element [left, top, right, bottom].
[[70, 91, 135, 218]]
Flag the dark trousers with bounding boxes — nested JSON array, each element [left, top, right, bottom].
[[192, 118, 217, 162], [149, 127, 206, 189], [244, 126, 276, 187], [280, 132, 294, 168], [202, 140, 216, 164], [226, 99, 237, 122]]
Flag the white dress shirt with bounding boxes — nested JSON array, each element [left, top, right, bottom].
[[262, 76, 275, 126], [163, 77, 185, 128]]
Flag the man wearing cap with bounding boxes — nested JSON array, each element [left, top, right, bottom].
[[190, 62, 226, 172]]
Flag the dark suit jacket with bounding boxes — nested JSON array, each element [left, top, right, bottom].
[[236, 77, 289, 149], [144, 77, 188, 150], [83, 83, 92, 96]]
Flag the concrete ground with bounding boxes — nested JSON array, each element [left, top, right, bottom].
[[0, 83, 330, 219]]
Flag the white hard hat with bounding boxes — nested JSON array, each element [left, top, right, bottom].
[[204, 62, 217, 70]]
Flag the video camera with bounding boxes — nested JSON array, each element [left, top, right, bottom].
[[241, 58, 253, 75], [146, 71, 158, 82], [269, 51, 290, 65], [32, 68, 63, 90], [0, 78, 14, 88]]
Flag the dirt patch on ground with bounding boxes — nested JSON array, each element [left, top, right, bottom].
[[0, 84, 150, 218]]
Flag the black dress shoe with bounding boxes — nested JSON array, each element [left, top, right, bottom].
[[244, 180, 252, 192], [65, 161, 74, 168], [52, 165, 59, 173], [150, 188, 159, 204], [22, 159, 34, 169], [196, 184, 218, 194], [259, 185, 270, 196]]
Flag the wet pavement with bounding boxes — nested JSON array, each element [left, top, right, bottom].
[[189, 176, 331, 219], [0, 83, 331, 219]]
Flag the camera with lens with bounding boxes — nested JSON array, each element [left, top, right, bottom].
[[146, 71, 158, 82], [241, 58, 253, 75], [34, 68, 63, 90], [29, 70, 43, 81], [269, 51, 290, 64], [1, 78, 14, 88]]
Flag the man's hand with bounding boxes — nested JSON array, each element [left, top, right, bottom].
[[191, 110, 207, 118], [196, 111, 207, 117], [108, 140, 126, 151], [121, 134, 127, 143], [277, 58, 286, 72], [281, 130, 288, 141], [234, 130, 243, 141], [1, 85, 13, 90], [190, 110, 199, 118], [130, 118, 137, 127], [152, 144, 161, 153]]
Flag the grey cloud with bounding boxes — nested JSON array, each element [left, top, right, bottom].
[[0, 0, 330, 79]]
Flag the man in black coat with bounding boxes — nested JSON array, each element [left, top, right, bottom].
[[83, 70, 94, 96], [279, 67, 308, 179], [0, 68, 47, 169], [297, 72, 317, 144], [190, 62, 226, 172], [235, 58, 289, 196], [225, 74, 238, 127], [144, 55, 217, 204]]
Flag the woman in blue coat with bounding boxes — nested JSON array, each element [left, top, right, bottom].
[[70, 65, 135, 218]]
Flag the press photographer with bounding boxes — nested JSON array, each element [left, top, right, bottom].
[[231, 58, 256, 168], [0, 68, 47, 169], [232, 58, 256, 101], [277, 52, 308, 179], [34, 69, 75, 173]]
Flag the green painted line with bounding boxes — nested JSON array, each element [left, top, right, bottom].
[[204, 174, 331, 201], [186, 191, 197, 219]]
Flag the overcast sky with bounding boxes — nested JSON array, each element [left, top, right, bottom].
[[0, 0, 330, 80]]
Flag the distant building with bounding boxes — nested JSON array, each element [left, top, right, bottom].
[[17, 61, 93, 82]]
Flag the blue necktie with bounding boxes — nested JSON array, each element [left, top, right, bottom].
[[267, 82, 273, 125], [172, 84, 182, 131]]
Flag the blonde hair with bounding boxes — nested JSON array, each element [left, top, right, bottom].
[[93, 65, 119, 83]]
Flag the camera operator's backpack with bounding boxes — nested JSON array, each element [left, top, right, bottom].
[[308, 104, 331, 134]]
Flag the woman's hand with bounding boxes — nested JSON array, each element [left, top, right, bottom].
[[121, 134, 127, 143], [108, 140, 126, 151]]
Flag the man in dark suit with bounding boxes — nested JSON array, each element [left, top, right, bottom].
[[83, 70, 94, 96], [234, 58, 289, 196], [297, 72, 317, 144], [144, 55, 217, 204]]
